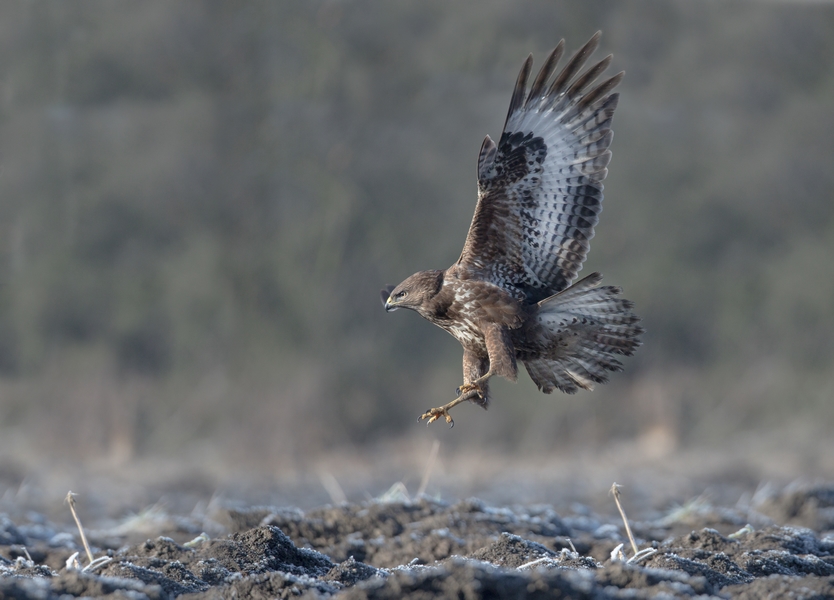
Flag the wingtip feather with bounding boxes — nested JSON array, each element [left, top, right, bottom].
[[545, 31, 602, 100], [504, 54, 533, 125], [527, 41, 565, 105]]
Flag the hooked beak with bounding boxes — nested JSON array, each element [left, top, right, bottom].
[[380, 286, 398, 312]]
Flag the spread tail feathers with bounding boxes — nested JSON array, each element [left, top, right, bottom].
[[521, 272, 643, 394]]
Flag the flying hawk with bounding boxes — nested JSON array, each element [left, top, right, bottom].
[[382, 32, 643, 427]]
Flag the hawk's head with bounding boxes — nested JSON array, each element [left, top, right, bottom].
[[381, 270, 443, 313]]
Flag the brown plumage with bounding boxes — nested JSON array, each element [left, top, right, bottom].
[[382, 32, 642, 426]]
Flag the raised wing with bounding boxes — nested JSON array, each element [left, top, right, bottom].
[[458, 32, 622, 302]]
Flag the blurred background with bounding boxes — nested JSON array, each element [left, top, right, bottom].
[[0, 0, 833, 505]]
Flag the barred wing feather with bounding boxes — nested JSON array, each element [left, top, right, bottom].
[[458, 32, 623, 303]]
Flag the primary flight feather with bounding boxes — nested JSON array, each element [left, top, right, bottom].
[[382, 32, 642, 427]]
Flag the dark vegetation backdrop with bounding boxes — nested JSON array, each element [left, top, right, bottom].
[[0, 1, 832, 469]]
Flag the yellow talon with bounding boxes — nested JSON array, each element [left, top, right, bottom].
[[418, 383, 488, 428], [455, 382, 483, 397], [419, 407, 454, 428]]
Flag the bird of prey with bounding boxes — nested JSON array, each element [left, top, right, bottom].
[[382, 32, 643, 427]]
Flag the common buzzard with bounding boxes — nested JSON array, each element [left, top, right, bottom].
[[382, 32, 642, 427]]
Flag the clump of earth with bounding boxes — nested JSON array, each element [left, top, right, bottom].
[[1, 482, 833, 599]]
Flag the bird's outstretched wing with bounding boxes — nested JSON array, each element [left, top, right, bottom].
[[457, 32, 622, 302]]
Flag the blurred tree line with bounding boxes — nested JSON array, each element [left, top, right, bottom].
[[0, 1, 832, 463]]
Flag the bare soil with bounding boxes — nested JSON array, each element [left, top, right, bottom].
[[1, 481, 833, 599]]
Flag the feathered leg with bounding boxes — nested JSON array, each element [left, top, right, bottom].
[[419, 325, 516, 427], [419, 349, 485, 427], [456, 323, 516, 396]]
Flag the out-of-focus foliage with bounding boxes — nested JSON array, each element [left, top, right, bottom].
[[0, 1, 832, 462]]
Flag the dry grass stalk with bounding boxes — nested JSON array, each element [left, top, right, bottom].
[[319, 472, 347, 505], [416, 440, 440, 498], [65, 491, 95, 566], [610, 483, 639, 556], [517, 556, 551, 570]]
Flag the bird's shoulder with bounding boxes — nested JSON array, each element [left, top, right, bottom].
[[441, 266, 526, 328]]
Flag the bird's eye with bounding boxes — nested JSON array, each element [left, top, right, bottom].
[[396, 291, 408, 299]]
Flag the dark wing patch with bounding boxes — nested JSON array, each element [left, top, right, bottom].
[[458, 32, 622, 302]]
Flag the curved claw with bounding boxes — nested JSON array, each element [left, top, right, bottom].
[[418, 386, 481, 428], [418, 406, 454, 428], [456, 382, 483, 399]]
